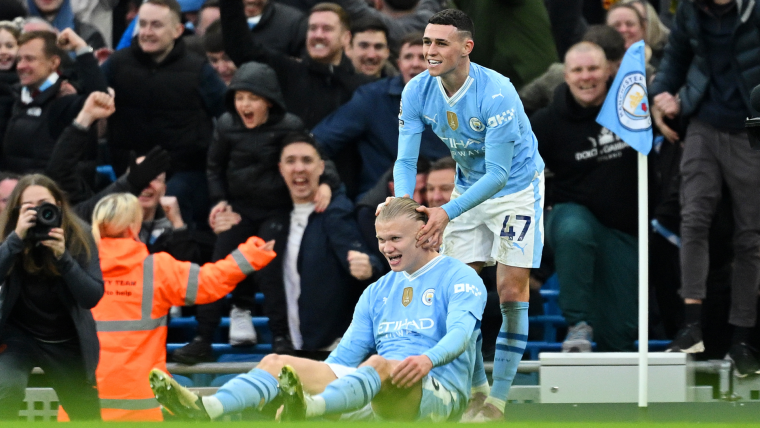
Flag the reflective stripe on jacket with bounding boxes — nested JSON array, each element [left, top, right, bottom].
[[91, 235, 275, 421]]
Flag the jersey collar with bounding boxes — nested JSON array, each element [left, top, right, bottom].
[[436, 75, 473, 108], [403, 255, 444, 282]]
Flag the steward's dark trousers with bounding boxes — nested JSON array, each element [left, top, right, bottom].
[[0, 324, 100, 420], [679, 119, 760, 328]]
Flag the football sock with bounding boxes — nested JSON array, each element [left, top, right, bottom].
[[213, 368, 279, 415], [318, 366, 382, 416], [471, 331, 490, 395], [488, 301, 529, 411], [201, 396, 224, 420]]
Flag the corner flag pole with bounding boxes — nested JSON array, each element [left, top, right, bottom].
[[594, 40, 652, 408], [638, 152, 648, 408]]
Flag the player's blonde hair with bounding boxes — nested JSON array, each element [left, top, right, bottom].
[[376, 198, 428, 224], [91, 193, 143, 243]]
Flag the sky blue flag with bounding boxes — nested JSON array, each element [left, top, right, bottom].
[[596, 40, 653, 155]]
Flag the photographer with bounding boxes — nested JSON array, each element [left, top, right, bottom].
[[0, 174, 103, 420]]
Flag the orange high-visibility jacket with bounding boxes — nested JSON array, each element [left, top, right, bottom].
[[91, 235, 275, 421]]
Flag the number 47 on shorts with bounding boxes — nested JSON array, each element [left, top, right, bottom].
[[500, 215, 531, 241]]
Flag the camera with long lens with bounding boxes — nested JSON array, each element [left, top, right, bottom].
[[27, 202, 62, 242]]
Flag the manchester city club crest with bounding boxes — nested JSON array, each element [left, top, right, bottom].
[[421, 288, 435, 306], [447, 111, 459, 130], [616, 72, 652, 132], [402, 287, 413, 307], [469, 117, 485, 132]]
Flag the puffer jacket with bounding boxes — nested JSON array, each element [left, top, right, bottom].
[[650, 0, 760, 117], [207, 62, 341, 219]]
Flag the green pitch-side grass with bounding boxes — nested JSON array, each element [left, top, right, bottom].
[[3, 423, 760, 428]]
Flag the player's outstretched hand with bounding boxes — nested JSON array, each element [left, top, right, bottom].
[[375, 194, 410, 216], [415, 206, 449, 249], [390, 355, 433, 389]]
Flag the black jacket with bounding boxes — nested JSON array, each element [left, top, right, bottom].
[[207, 62, 342, 220], [220, 0, 370, 129], [251, 1, 307, 57], [2, 52, 107, 174], [293, 193, 383, 350], [650, 0, 760, 118], [207, 62, 306, 215], [103, 37, 226, 174], [531, 83, 638, 235], [0, 69, 17, 148], [0, 227, 104, 382]]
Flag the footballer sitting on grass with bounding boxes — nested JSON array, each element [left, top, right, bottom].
[[148, 197, 486, 421]]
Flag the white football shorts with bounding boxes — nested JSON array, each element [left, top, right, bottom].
[[441, 171, 545, 268]]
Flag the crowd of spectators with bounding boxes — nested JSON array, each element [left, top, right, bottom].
[[1, 0, 760, 419]]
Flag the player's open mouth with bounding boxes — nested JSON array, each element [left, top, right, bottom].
[[428, 60, 441, 66], [387, 254, 401, 265]]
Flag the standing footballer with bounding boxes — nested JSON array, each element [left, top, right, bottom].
[[394, 9, 545, 422]]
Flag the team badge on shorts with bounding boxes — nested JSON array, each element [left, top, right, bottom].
[[447, 111, 459, 130], [469, 117, 485, 132], [402, 287, 413, 307], [421, 288, 435, 306], [616, 72, 652, 131]]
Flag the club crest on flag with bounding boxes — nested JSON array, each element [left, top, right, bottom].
[[617, 72, 651, 131], [596, 40, 653, 155]]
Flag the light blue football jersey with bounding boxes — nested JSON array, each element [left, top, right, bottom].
[[395, 63, 544, 220], [325, 255, 486, 400]]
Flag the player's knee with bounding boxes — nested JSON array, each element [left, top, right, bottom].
[[257, 353, 287, 374], [497, 273, 529, 302], [360, 355, 390, 378]]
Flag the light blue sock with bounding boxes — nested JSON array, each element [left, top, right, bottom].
[[319, 366, 382, 415], [471, 331, 489, 390], [489, 302, 529, 405], [214, 368, 279, 414]]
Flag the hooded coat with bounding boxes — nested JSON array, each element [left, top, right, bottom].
[[206, 62, 305, 218]]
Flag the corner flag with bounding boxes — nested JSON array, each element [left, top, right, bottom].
[[596, 40, 653, 155]]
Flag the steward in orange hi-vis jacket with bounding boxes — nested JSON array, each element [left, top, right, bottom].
[[62, 193, 276, 421]]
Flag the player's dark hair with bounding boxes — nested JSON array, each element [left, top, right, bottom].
[[582, 25, 625, 63], [384, 0, 419, 11], [376, 197, 428, 225], [429, 156, 456, 173], [428, 9, 474, 41], [350, 17, 389, 45]]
